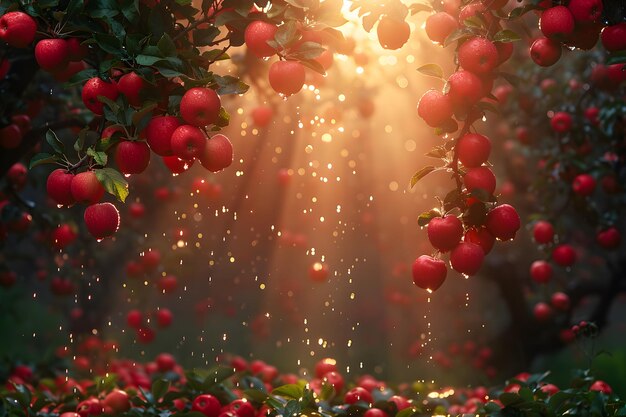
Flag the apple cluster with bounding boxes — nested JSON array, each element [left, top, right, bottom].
[[412, 0, 524, 291], [0, 5, 235, 241], [529, 0, 626, 79]]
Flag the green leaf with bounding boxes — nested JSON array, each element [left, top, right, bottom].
[[299, 58, 326, 75], [463, 16, 484, 28], [425, 145, 448, 158], [271, 384, 304, 399], [214, 76, 249, 95], [274, 20, 299, 48], [193, 27, 221, 46], [477, 101, 500, 115], [151, 379, 171, 401], [507, 4, 538, 19], [418, 209, 441, 226], [210, 107, 230, 130], [607, 51, 626, 65], [94, 168, 129, 202], [158, 34, 177, 57], [136, 54, 166, 66], [443, 28, 473, 47], [46, 130, 65, 154], [395, 407, 419, 417], [132, 103, 158, 130], [410, 166, 436, 188], [74, 127, 90, 152], [284, 399, 301, 417], [417, 63, 444, 79], [499, 392, 524, 407], [29, 153, 61, 169], [289, 41, 325, 60], [87, 148, 108, 167], [244, 389, 269, 404], [94, 33, 123, 55], [493, 29, 521, 42]]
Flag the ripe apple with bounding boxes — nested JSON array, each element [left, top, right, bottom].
[[450, 242, 484, 275], [180, 87, 221, 127], [52, 224, 78, 249], [485, 204, 520, 241], [315, 358, 337, 378], [412, 255, 447, 291], [572, 174, 595, 196], [457, 133, 491, 168], [269, 60, 306, 96], [115, 140, 151, 174], [447, 70, 485, 111], [199, 134, 233, 172], [0, 11, 37, 48], [163, 156, 193, 174], [458, 37, 499, 74], [156, 308, 173, 327], [156, 352, 176, 372], [427, 215, 463, 252], [0, 124, 23, 149], [84, 203, 120, 239], [539, 6, 575, 40], [551, 292, 570, 310], [425, 12, 458, 44], [127, 310, 143, 328], [244, 21, 278, 58], [596, 227, 620, 249], [550, 111, 572, 132], [47, 169, 75, 207], [170, 125, 207, 161], [464, 166, 496, 195], [377, 16, 410, 50], [568, 0, 603, 23], [117, 72, 145, 107], [552, 244, 576, 266], [82, 77, 119, 115], [192, 394, 221, 417], [35, 38, 70, 71], [464, 227, 495, 254], [533, 302, 552, 321], [533, 220, 554, 244], [530, 260, 552, 283], [601, 23, 626, 51], [530, 38, 562, 67], [417, 89, 453, 127], [251, 106, 273, 127], [6, 162, 27, 189], [103, 390, 130, 413], [71, 171, 105, 204], [344, 387, 373, 404], [145, 115, 180, 156]]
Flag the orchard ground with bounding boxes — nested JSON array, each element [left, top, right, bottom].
[[1, 0, 626, 416]]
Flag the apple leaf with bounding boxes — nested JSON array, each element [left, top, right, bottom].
[[417, 63, 444, 79], [95, 168, 129, 203], [443, 28, 473, 47], [418, 209, 442, 226], [87, 148, 108, 167], [493, 29, 521, 42], [29, 153, 61, 169], [46, 130, 65, 154], [271, 384, 304, 400], [410, 166, 437, 189]]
